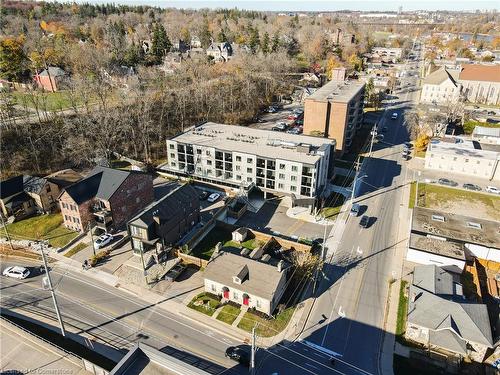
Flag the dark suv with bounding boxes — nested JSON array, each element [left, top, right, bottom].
[[225, 346, 250, 366], [438, 178, 458, 187]]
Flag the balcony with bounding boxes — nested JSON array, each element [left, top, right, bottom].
[[177, 144, 185, 153], [256, 168, 265, 178], [301, 187, 311, 196], [301, 177, 312, 186], [302, 167, 313, 177], [256, 159, 265, 168], [225, 162, 233, 171], [266, 171, 275, 179], [93, 207, 113, 229], [266, 160, 276, 170], [215, 151, 223, 160], [224, 154, 233, 162], [215, 161, 223, 169], [186, 146, 194, 155], [266, 181, 275, 189], [256, 178, 264, 187]]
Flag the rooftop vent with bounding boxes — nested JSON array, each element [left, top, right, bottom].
[[431, 214, 445, 223]]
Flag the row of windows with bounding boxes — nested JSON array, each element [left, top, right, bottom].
[[61, 202, 77, 211], [429, 154, 493, 165], [211, 284, 262, 308], [64, 215, 80, 224]]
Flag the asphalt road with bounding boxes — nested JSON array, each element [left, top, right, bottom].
[[256, 46, 422, 375], [0, 258, 244, 374]]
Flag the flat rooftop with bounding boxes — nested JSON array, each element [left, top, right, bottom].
[[412, 207, 500, 248], [170, 122, 335, 164], [427, 139, 500, 161], [305, 79, 365, 103], [409, 232, 466, 260]]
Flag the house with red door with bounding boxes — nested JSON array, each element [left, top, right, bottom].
[[203, 251, 288, 316]]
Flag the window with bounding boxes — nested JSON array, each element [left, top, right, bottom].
[[247, 158, 253, 163], [279, 173, 285, 179], [170, 153, 175, 159], [279, 163, 285, 170], [290, 186, 297, 192], [247, 177, 252, 182], [171, 162, 176, 167], [291, 166, 298, 172], [136, 197, 141, 203], [205, 150, 211, 156], [431, 214, 445, 222], [207, 160, 212, 166], [132, 238, 143, 252], [256, 299, 261, 308], [466, 222, 482, 229], [196, 167, 202, 172], [62, 203, 67, 209], [236, 156, 242, 162], [235, 165, 241, 171], [247, 168, 253, 173], [169, 144, 175, 149], [76, 218, 80, 224], [233, 291, 239, 300], [278, 183, 284, 189], [211, 284, 216, 292], [291, 176, 297, 181], [196, 149, 202, 155], [236, 175, 242, 180]]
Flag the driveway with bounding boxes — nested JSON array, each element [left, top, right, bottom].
[[235, 202, 331, 241]]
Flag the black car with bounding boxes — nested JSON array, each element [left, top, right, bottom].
[[359, 215, 370, 228], [438, 178, 458, 187], [463, 183, 481, 191], [403, 142, 413, 149], [225, 346, 250, 366]]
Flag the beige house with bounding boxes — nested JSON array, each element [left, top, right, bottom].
[[459, 64, 500, 105], [203, 251, 288, 316], [420, 68, 461, 105]]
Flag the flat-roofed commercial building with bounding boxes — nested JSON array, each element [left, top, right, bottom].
[[425, 139, 500, 181], [303, 79, 365, 154], [163, 122, 335, 200]]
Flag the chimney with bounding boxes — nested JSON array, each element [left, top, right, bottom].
[[331, 67, 346, 82], [153, 215, 161, 225]]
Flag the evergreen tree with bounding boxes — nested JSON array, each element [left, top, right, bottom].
[[261, 32, 270, 54], [151, 23, 171, 63], [271, 32, 280, 52], [248, 28, 260, 53]]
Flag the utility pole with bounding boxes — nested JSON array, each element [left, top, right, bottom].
[[368, 124, 377, 157], [250, 325, 256, 374], [88, 222, 96, 256], [350, 157, 360, 205], [0, 213, 13, 250], [40, 241, 66, 337]]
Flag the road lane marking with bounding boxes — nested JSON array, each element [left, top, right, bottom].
[[302, 340, 343, 358], [338, 306, 346, 318], [356, 246, 363, 255]]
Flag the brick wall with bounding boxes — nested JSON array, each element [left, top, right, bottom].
[[108, 173, 154, 229], [59, 191, 93, 232]]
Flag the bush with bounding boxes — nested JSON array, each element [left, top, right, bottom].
[[89, 249, 110, 266]]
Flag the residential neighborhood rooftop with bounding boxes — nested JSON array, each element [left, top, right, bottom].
[[203, 251, 285, 301], [306, 79, 365, 103], [412, 265, 463, 296], [426, 140, 500, 161], [459, 64, 500, 83], [170, 122, 334, 164], [409, 233, 466, 260], [412, 207, 500, 249], [422, 67, 459, 85]]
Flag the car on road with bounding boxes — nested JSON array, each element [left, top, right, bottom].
[[3, 266, 30, 279], [359, 215, 370, 228], [438, 178, 458, 187], [94, 233, 113, 249], [272, 122, 288, 131], [403, 142, 413, 149], [349, 203, 361, 217], [376, 134, 384, 141], [402, 148, 410, 155], [486, 186, 500, 194], [207, 193, 221, 202], [391, 113, 398, 120], [286, 128, 301, 135], [265, 106, 278, 113], [463, 183, 481, 191], [225, 346, 250, 366]]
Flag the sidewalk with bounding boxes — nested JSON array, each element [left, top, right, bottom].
[[285, 206, 333, 225]]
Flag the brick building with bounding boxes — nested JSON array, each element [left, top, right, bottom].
[[58, 166, 154, 233]]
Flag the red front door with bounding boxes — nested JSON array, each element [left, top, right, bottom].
[[223, 290, 229, 299], [243, 296, 249, 305]]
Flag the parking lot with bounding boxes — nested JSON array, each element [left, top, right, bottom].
[[248, 102, 304, 132], [235, 201, 331, 241]]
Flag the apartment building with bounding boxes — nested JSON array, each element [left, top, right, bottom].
[[420, 68, 461, 105], [303, 78, 365, 154], [163, 122, 335, 199]]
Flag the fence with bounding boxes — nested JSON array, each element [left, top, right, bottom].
[[175, 251, 209, 268]]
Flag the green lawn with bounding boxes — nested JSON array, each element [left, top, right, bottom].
[[64, 242, 88, 258], [0, 214, 78, 248], [187, 292, 220, 316], [396, 280, 408, 342], [408, 182, 417, 209], [237, 307, 295, 337], [11, 90, 81, 112], [320, 192, 346, 219], [190, 226, 235, 260], [216, 304, 241, 325], [110, 159, 132, 170], [224, 238, 262, 251], [463, 119, 500, 135], [417, 183, 500, 220]]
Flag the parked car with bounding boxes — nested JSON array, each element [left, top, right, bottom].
[[359, 215, 370, 228], [487, 110, 496, 116], [293, 108, 304, 114], [94, 233, 113, 249], [207, 193, 221, 202], [486, 186, 500, 194], [391, 112, 398, 120], [287, 114, 298, 120], [402, 148, 410, 155], [199, 191, 209, 200], [225, 346, 250, 366], [295, 119, 304, 126], [403, 142, 413, 149], [463, 183, 481, 191], [272, 122, 288, 131], [287, 128, 301, 135], [266, 106, 277, 113], [3, 266, 30, 279], [438, 178, 458, 187], [376, 134, 385, 141], [349, 203, 361, 217]]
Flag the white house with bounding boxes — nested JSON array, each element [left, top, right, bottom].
[[420, 68, 461, 105], [206, 42, 233, 62], [406, 266, 493, 362], [203, 251, 288, 316]]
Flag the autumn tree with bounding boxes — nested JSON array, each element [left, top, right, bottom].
[[326, 56, 342, 80], [0, 36, 28, 81]]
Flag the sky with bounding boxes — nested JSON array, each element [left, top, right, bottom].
[[75, 0, 499, 12]]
